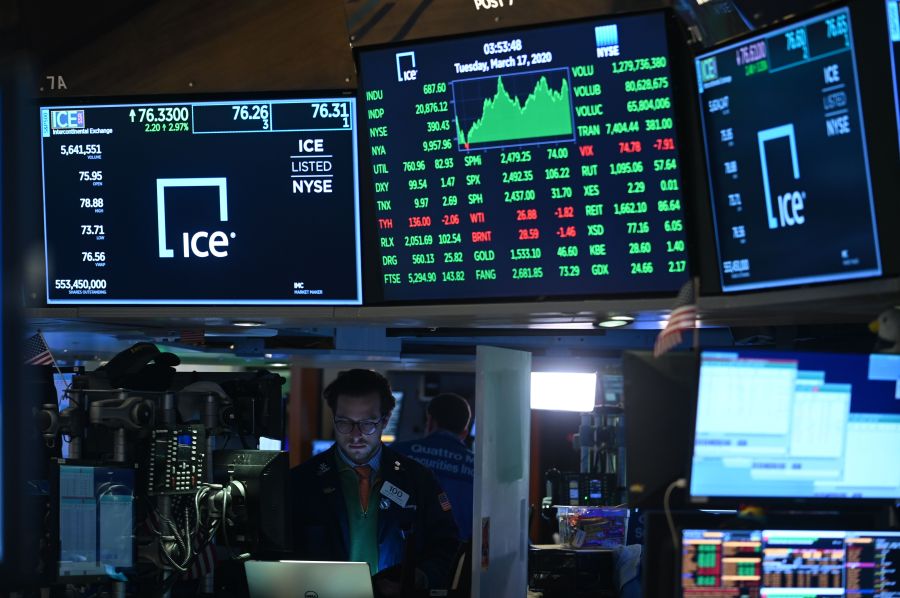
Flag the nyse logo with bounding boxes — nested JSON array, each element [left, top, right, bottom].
[[757, 124, 806, 229], [594, 25, 620, 58], [156, 177, 235, 258], [51, 109, 85, 129]]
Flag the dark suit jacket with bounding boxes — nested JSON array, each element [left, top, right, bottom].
[[290, 444, 460, 589]]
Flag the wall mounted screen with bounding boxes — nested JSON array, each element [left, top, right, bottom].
[[690, 350, 900, 502], [696, 7, 881, 292], [682, 528, 900, 596], [358, 12, 691, 303], [39, 97, 362, 304]]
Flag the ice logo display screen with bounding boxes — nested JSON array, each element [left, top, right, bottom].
[[358, 13, 691, 302], [695, 7, 881, 293], [690, 351, 900, 501], [39, 97, 362, 304]]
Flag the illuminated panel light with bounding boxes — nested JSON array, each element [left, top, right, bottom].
[[258, 437, 282, 450], [530, 371, 597, 412]]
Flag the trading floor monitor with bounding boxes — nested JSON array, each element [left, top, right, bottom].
[[39, 95, 362, 305], [690, 350, 900, 504], [696, 6, 882, 292], [681, 528, 900, 596], [55, 464, 134, 580], [357, 11, 693, 304]]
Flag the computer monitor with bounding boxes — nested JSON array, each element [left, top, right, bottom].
[[681, 528, 900, 596], [622, 351, 699, 508], [689, 350, 900, 503], [212, 450, 291, 554], [357, 11, 693, 304], [55, 464, 135, 580], [695, 6, 882, 292], [39, 94, 362, 305], [245, 560, 374, 598]]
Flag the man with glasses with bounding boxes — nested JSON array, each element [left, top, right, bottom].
[[290, 369, 459, 597]]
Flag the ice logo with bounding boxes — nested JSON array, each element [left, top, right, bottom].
[[156, 178, 236, 258]]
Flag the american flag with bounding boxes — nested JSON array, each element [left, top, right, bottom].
[[653, 280, 697, 358], [24, 332, 55, 366], [438, 491, 452, 512]]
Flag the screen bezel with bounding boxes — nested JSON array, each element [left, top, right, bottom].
[[34, 89, 363, 307], [49, 460, 137, 583], [354, 9, 707, 306], [693, 0, 900, 296], [686, 348, 900, 509]]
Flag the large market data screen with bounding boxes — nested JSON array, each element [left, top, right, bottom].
[[696, 7, 881, 293], [40, 97, 362, 304], [358, 13, 691, 302]]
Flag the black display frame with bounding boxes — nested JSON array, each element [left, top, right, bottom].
[[354, 9, 711, 307], [33, 89, 363, 308], [622, 350, 700, 510], [691, 0, 900, 296]]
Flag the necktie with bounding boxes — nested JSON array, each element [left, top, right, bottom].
[[354, 465, 372, 512]]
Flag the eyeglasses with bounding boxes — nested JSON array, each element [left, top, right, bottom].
[[333, 417, 384, 436]]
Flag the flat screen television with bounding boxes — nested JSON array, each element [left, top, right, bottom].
[[695, 6, 882, 292], [39, 94, 362, 305], [357, 11, 693, 303], [690, 350, 900, 503]]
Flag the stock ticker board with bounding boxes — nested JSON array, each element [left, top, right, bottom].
[[358, 13, 691, 303], [39, 97, 362, 304], [696, 7, 882, 293]]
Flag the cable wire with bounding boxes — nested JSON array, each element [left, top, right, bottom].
[[663, 478, 687, 551]]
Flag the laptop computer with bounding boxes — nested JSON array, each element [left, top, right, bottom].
[[244, 560, 374, 598]]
